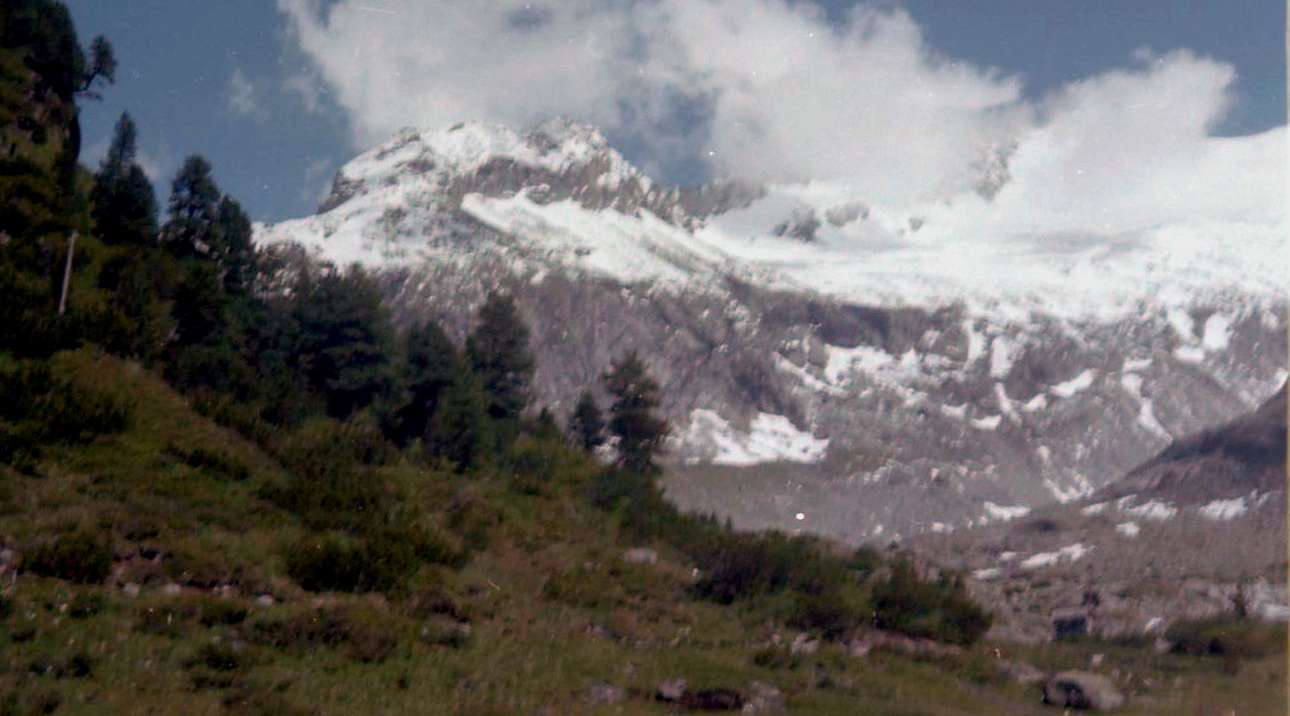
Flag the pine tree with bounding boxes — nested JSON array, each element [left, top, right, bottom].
[[428, 364, 488, 472], [386, 319, 458, 447], [92, 113, 157, 246], [465, 291, 534, 423], [163, 155, 222, 260], [567, 388, 605, 453], [603, 350, 669, 473], [77, 35, 114, 98], [290, 265, 399, 420], [215, 195, 253, 296]]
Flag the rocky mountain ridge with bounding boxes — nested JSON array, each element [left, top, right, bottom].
[[256, 118, 1287, 544], [913, 383, 1287, 641]]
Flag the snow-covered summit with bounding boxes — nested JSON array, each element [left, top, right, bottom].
[[254, 118, 1285, 541], [261, 118, 1285, 323]]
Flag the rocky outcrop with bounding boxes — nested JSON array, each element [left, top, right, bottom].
[[1042, 670, 1125, 711]]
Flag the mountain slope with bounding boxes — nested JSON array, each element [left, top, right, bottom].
[[256, 118, 1287, 543], [915, 383, 1287, 641]]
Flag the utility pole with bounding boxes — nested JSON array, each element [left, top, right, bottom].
[[58, 231, 76, 315]]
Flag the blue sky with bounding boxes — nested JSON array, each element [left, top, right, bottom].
[[64, 1, 1285, 223]]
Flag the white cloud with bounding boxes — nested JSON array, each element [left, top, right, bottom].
[[228, 67, 269, 122], [275, 0, 1284, 232]]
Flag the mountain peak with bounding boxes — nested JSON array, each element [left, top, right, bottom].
[[317, 117, 645, 215]]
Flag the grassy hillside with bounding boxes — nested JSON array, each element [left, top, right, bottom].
[[0, 351, 1283, 716]]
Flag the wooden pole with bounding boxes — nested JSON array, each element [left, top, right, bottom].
[[58, 231, 76, 315]]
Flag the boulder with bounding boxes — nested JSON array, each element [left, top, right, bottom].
[[742, 681, 786, 713], [656, 678, 688, 702], [1042, 670, 1126, 711], [588, 683, 624, 705]]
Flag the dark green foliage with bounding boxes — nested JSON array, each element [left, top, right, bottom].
[[602, 350, 669, 473], [162, 155, 221, 260], [445, 495, 500, 552], [0, 352, 135, 465], [0, 0, 86, 99], [1166, 616, 1284, 660], [871, 560, 992, 646], [246, 604, 399, 663], [192, 642, 245, 673], [215, 196, 254, 296], [688, 530, 830, 605], [166, 442, 250, 481], [567, 389, 605, 453], [79, 34, 114, 97], [426, 365, 489, 472], [789, 588, 860, 639], [94, 247, 170, 357], [24, 529, 111, 584], [287, 265, 399, 420], [385, 319, 457, 447], [91, 113, 156, 246], [283, 531, 417, 594], [66, 591, 103, 619], [267, 421, 390, 531], [465, 291, 534, 425], [195, 597, 249, 627], [502, 435, 564, 494], [158, 155, 259, 354]]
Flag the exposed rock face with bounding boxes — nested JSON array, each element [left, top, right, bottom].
[[920, 385, 1288, 642], [1042, 670, 1125, 711], [257, 118, 1287, 547], [1093, 382, 1286, 505]]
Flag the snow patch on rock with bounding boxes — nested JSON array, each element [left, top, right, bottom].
[[680, 410, 828, 466], [1020, 543, 1091, 570], [1198, 497, 1248, 521]]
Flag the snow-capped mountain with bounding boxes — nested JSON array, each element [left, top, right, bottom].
[[256, 118, 1287, 544]]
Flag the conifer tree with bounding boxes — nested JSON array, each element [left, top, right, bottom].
[[603, 350, 669, 473], [215, 195, 254, 296], [92, 113, 157, 246], [290, 265, 398, 419], [428, 364, 488, 472], [465, 291, 534, 423], [567, 388, 605, 453], [163, 155, 222, 260], [386, 319, 458, 447], [77, 35, 115, 98]]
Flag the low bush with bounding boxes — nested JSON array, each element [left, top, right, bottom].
[[246, 605, 399, 662], [24, 530, 112, 584], [871, 560, 992, 646], [265, 420, 394, 531], [283, 529, 420, 594], [0, 351, 135, 466], [1166, 616, 1284, 660], [167, 442, 250, 481]]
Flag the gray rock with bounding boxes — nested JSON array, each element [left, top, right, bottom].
[[656, 678, 688, 702], [255, 594, 275, 607], [588, 683, 624, 705], [1042, 670, 1126, 711], [122, 582, 141, 598], [161, 583, 182, 596], [622, 547, 659, 565], [742, 681, 786, 713]]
